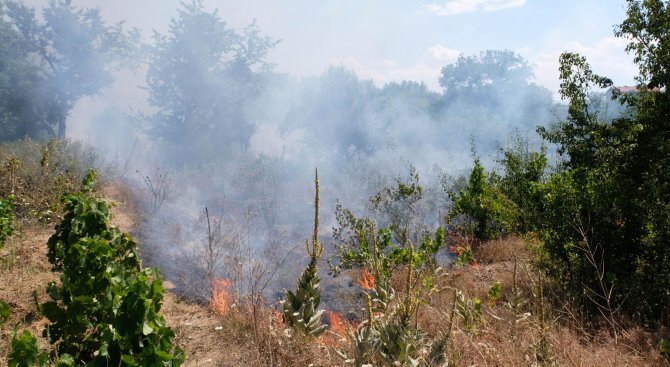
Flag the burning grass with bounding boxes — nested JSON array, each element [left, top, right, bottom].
[[209, 278, 233, 316], [1, 176, 667, 366]]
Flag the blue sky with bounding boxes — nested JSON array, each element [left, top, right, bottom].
[[25, 0, 638, 97]]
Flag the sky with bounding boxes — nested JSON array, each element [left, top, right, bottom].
[[23, 0, 638, 97]]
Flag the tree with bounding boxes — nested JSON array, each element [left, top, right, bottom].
[[535, 0, 670, 323], [284, 66, 387, 163], [495, 135, 548, 232], [0, 0, 136, 140], [436, 50, 557, 157], [140, 1, 277, 164], [439, 50, 532, 97]]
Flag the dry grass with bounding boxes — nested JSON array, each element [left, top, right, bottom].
[[0, 221, 57, 364], [409, 236, 667, 366], [474, 234, 531, 264], [1, 180, 667, 366]]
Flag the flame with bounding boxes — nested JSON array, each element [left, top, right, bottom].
[[325, 310, 347, 337], [450, 245, 465, 255], [272, 309, 284, 329], [209, 278, 233, 315], [318, 310, 358, 347], [357, 268, 376, 290]]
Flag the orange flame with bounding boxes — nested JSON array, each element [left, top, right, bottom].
[[325, 310, 347, 337], [357, 268, 376, 290], [450, 245, 465, 255], [209, 278, 233, 315], [318, 310, 358, 348], [272, 309, 284, 329]]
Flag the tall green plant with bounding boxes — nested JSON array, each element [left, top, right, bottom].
[[0, 195, 14, 247], [281, 170, 327, 337]]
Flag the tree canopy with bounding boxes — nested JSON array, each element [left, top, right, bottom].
[[140, 0, 278, 164], [0, 0, 136, 140]]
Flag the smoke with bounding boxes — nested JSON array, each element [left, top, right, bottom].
[[10, 1, 569, 308]]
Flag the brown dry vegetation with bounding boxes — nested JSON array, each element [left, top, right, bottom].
[[1, 181, 667, 366]]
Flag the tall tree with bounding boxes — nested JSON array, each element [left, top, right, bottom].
[[536, 0, 670, 323], [140, 1, 277, 164], [439, 50, 532, 96], [0, 0, 136, 140]]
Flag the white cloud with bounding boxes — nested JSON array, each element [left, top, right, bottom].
[[527, 37, 637, 99], [423, 0, 526, 16], [425, 44, 461, 64]]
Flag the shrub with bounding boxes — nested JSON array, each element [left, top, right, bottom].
[[448, 159, 516, 241], [14, 170, 184, 366], [495, 136, 547, 232], [0, 195, 14, 247], [0, 138, 97, 221]]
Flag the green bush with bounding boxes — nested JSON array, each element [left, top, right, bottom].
[[16, 170, 184, 366], [532, 0, 670, 323], [495, 137, 547, 232], [448, 159, 516, 241], [0, 195, 14, 247], [8, 330, 47, 367]]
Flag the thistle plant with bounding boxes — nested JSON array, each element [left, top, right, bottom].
[[281, 169, 327, 337]]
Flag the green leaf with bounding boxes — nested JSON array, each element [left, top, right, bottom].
[[0, 299, 11, 324]]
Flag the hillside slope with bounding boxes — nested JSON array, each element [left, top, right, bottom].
[[1, 182, 665, 366]]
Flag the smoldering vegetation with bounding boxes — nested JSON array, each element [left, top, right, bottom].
[[1, 1, 572, 307]]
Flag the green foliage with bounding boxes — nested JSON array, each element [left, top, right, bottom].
[[455, 290, 483, 333], [339, 242, 449, 366], [532, 0, 670, 323], [8, 330, 47, 367], [487, 281, 502, 307], [496, 136, 548, 232], [615, 0, 670, 89], [282, 171, 327, 337], [390, 227, 446, 268], [331, 169, 444, 278], [449, 159, 516, 241], [330, 202, 387, 274], [452, 245, 474, 268], [0, 195, 14, 247], [0, 298, 10, 324], [33, 170, 184, 366], [369, 166, 424, 242], [0, 1, 137, 140], [340, 304, 443, 366], [660, 338, 670, 365]]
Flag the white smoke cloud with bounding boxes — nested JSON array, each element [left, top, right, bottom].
[[423, 0, 526, 16], [329, 44, 460, 90]]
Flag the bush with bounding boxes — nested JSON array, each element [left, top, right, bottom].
[[0, 138, 97, 221], [0, 195, 14, 247], [15, 170, 184, 366], [448, 159, 516, 241], [495, 136, 547, 232], [532, 0, 670, 323]]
